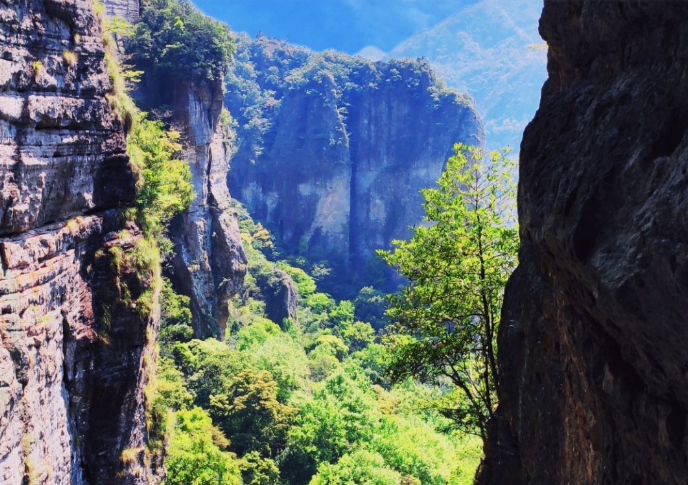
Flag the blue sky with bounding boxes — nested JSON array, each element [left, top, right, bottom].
[[191, 0, 475, 53]]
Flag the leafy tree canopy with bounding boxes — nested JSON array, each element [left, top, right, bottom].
[[128, 0, 234, 81], [379, 144, 518, 439]]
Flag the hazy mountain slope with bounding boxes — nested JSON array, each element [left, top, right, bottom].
[[388, 0, 546, 151]]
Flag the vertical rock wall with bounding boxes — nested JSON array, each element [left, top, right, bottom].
[[227, 37, 483, 293], [169, 77, 247, 338], [0, 1, 156, 483], [479, 1, 688, 484]]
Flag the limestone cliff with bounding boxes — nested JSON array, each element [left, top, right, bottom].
[[0, 1, 156, 483], [479, 1, 688, 484], [226, 35, 483, 295]]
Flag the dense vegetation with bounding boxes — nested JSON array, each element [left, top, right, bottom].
[[127, 0, 234, 81], [109, 2, 518, 481], [153, 202, 484, 485]]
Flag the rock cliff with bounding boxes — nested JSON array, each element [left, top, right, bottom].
[[124, 0, 247, 339], [167, 76, 247, 339], [0, 1, 156, 483], [479, 1, 688, 484], [227, 35, 483, 295]]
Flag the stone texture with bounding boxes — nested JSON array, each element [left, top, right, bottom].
[[0, 0, 134, 237], [105, 0, 139, 22], [167, 77, 247, 339], [0, 1, 156, 483], [255, 267, 298, 327], [227, 35, 483, 294], [478, 1, 688, 484]]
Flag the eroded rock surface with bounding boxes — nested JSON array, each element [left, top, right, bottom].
[[0, 1, 156, 483], [479, 2, 688, 484], [255, 267, 298, 326]]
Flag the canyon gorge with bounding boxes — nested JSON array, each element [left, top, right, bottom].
[[1, 0, 687, 483]]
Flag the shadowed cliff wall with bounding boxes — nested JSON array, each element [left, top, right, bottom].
[[479, 2, 688, 484]]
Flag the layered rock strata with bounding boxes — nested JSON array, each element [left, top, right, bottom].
[[0, 1, 156, 483], [479, 1, 688, 484]]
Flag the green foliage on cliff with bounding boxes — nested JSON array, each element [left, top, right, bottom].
[[128, 0, 234, 81], [379, 144, 518, 440], [128, 115, 194, 249], [155, 204, 483, 484]]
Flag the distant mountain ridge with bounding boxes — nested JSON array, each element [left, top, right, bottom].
[[225, 34, 483, 296], [361, 0, 547, 151]]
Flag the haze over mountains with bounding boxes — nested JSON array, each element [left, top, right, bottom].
[[195, 0, 545, 151], [358, 0, 547, 151]]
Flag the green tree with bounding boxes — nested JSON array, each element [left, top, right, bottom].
[[128, 0, 234, 81], [164, 408, 242, 485], [340, 321, 375, 352], [286, 371, 378, 470], [239, 451, 282, 485], [310, 450, 403, 485], [306, 292, 335, 314], [209, 369, 296, 457], [354, 286, 388, 330], [328, 300, 354, 327], [379, 144, 518, 440]]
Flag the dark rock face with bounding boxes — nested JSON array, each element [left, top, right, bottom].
[[227, 35, 483, 294], [479, 2, 688, 484], [255, 267, 299, 326], [165, 76, 247, 339], [0, 1, 156, 483]]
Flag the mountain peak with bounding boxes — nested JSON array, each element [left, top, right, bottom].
[[355, 45, 388, 62]]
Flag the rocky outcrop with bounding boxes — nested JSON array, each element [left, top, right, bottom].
[[166, 77, 247, 339], [104, 0, 139, 22], [479, 2, 688, 484], [255, 267, 298, 326], [227, 35, 483, 295], [114, 0, 247, 339], [0, 1, 156, 483]]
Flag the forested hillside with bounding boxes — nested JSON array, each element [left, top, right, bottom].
[[366, 0, 547, 151]]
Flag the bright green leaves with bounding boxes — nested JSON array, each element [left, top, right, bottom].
[[379, 144, 518, 440], [128, 115, 194, 244], [165, 408, 242, 485], [128, 0, 234, 82]]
